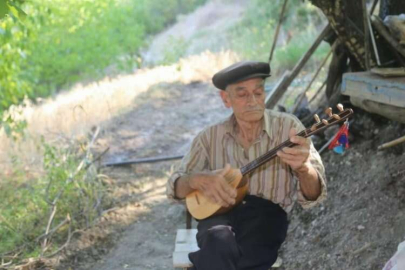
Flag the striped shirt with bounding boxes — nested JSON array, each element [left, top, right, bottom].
[[166, 109, 327, 212]]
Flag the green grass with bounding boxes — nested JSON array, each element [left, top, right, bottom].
[[0, 141, 108, 262]]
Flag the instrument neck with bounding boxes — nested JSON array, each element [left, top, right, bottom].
[[240, 138, 298, 176]]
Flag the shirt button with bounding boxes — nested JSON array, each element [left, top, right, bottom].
[[242, 201, 246, 204]]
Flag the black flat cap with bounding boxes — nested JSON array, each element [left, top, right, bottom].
[[212, 61, 271, 90]]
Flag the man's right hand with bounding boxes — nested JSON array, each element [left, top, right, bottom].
[[188, 164, 237, 207]]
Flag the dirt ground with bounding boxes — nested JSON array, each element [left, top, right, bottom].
[[53, 78, 405, 270]]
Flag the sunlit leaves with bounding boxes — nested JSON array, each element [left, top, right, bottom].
[[0, 0, 26, 20], [0, 0, 207, 121]]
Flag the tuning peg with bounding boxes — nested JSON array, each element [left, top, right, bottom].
[[314, 114, 321, 123], [322, 119, 329, 125], [337, 103, 344, 112], [325, 107, 333, 117], [332, 114, 341, 120]]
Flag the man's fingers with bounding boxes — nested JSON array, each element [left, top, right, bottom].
[[211, 179, 235, 206], [282, 147, 299, 155], [212, 189, 230, 207], [218, 189, 234, 206], [206, 189, 226, 207], [218, 181, 236, 204], [289, 128, 297, 139], [289, 128, 310, 146], [282, 147, 309, 155], [277, 149, 298, 159], [219, 178, 237, 197], [203, 181, 233, 207], [277, 150, 303, 164]]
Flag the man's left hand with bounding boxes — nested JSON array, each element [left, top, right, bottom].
[[276, 128, 310, 173]]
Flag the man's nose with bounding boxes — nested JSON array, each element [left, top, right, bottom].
[[246, 93, 258, 105]]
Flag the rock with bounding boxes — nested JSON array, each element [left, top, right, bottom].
[[357, 225, 365, 231]]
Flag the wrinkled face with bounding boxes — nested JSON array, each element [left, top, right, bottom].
[[220, 78, 266, 123]]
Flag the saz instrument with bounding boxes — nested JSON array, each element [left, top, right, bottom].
[[186, 104, 354, 220]]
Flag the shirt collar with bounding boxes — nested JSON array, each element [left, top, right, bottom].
[[263, 110, 273, 139], [224, 110, 273, 140]]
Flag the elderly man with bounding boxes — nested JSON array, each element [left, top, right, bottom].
[[167, 61, 326, 270]]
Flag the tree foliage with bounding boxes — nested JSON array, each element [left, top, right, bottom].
[[0, 0, 206, 114]]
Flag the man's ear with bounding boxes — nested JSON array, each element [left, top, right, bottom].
[[219, 90, 232, 108]]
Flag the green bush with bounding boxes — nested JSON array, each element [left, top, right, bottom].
[[0, 140, 106, 260], [0, 0, 207, 113]]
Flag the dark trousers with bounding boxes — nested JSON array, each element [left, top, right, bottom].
[[189, 195, 288, 270]]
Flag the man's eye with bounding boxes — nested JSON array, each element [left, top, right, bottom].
[[255, 92, 263, 96]]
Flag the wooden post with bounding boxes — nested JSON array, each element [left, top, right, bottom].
[[362, 0, 371, 70], [186, 210, 192, 229], [268, 0, 289, 64], [291, 48, 332, 114], [368, 15, 381, 66], [265, 24, 332, 109]]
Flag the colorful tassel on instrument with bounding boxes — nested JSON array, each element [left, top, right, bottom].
[[328, 120, 349, 154]]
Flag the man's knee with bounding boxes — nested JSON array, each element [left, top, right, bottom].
[[205, 225, 239, 257]]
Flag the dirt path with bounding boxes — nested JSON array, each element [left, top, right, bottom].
[[142, 0, 247, 65]]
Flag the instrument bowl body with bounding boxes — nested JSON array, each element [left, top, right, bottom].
[[186, 168, 247, 220]]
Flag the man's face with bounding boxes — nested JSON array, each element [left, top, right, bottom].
[[220, 78, 266, 123]]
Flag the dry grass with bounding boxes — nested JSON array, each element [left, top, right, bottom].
[[0, 51, 238, 172]]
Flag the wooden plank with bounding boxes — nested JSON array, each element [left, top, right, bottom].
[[341, 72, 405, 108], [175, 243, 199, 252], [371, 67, 405, 77], [175, 229, 198, 244], [173, 229, 198, 268], [350, 96, 405, 123], [173, 251, 194, 268]]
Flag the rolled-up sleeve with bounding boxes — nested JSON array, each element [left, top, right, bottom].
[[291, 116, 327, 209], [166, 132, 210, 202]]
